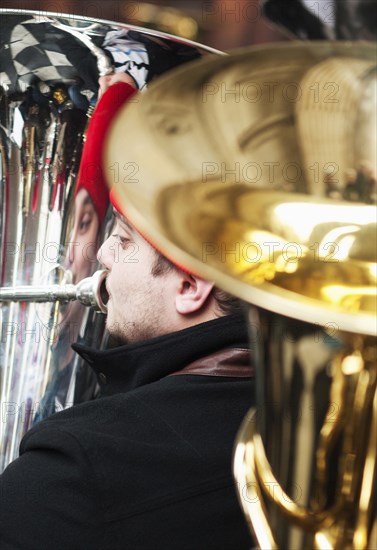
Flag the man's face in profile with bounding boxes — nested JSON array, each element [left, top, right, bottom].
[[97, 211, 179, 344]]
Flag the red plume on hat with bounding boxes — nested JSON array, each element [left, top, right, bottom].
[[74, 82, 137, 224]]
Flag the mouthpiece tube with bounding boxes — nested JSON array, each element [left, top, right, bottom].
[[0, 270, 109, 313]]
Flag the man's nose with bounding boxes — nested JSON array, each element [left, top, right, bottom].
[[97, 236, 113, 269], [64, 232, 78, 270], [65, 241, 75, 267]]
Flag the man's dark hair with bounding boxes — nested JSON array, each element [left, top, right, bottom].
[[151, 251, 243, 316], [211, 288, 244, 316], [150, 253, 176, 278]]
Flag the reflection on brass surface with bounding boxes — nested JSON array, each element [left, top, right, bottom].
[[104, 42, 377, 549], [156, 184, 376, 335]]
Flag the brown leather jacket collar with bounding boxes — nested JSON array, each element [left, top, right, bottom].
[[171, 348, 253, 378]]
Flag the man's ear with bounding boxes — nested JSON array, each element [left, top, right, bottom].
[[175, 273, 214, 315]]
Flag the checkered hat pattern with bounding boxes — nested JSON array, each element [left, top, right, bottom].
[[0, 18, 151, 94], [1, 18, 78, 91]]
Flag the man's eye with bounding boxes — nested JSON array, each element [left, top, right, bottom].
[[79, 213, 92, 234], [112, 234, 130, 248]]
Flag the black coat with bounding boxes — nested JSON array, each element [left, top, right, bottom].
[[0, 315, 254, 550]]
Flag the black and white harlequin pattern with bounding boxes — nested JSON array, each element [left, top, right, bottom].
[[0, 16, 150, 93], [0, 17, 78, 91]]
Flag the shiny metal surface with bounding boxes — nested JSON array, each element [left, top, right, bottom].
[[234, 313, 376, 549], [0, 10, 219, 471], [0, 269, 109, 313], [104, 42, 377, 549]]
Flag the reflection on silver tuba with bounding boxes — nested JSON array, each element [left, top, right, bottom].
[[101, 42, 377, 549], [0, 10, 220, 472]]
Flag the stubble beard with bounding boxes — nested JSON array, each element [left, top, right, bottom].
[[106, 287, 167, 345]]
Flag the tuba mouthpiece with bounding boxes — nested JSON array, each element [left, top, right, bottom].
[[0, 270, 109, 314]]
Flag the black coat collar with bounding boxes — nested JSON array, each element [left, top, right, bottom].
[[72, 314, 249, 396]]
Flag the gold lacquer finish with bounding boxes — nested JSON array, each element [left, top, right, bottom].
[[104, 42, 376, 549]]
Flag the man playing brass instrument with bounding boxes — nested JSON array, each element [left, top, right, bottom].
[[0, 81, 254, 550]]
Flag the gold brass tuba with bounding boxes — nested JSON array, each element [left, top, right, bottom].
[[103, 42, 377, 549], [0, 9, 220, 472]]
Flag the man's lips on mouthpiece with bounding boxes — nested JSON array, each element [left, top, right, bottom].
[[100, 278, 110, 306]]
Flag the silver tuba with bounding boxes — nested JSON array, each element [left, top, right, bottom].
[[0, 9, 221, 472], [101, 42, 377, 549]]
